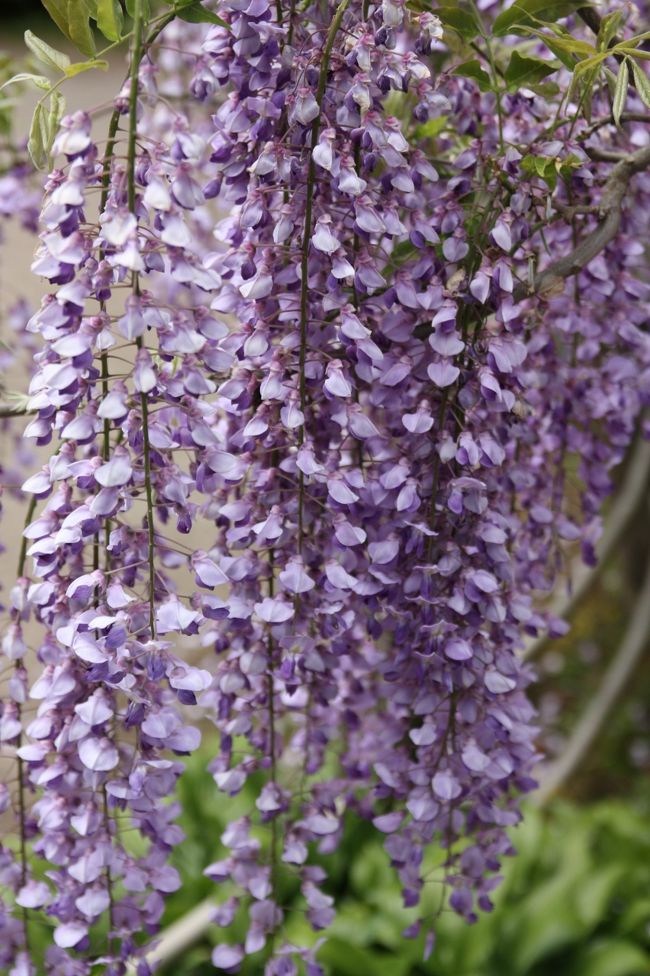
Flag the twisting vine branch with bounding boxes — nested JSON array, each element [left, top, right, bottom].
[[522, 438, 650, 661], [514, 145, 650, 300], [534, 541, 650, 804]]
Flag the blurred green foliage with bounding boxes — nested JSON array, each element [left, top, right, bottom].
[[157, 751, 650, 976]]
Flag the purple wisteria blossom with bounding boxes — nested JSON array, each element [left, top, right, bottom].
[[1, 0, 649, 972]]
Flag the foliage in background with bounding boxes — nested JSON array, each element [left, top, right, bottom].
[[152, 753, 650, 976]]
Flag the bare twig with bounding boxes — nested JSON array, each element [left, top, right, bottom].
[[514, 144, 650, 300], [522, 439, 650, 661], [534, 543, 650, 805], [582, 145, 627, 163], [125, 899, 216, 974], [577, 6, 602, 38], [579, 111, 650, 140]]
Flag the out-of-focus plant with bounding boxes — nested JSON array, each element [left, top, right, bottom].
[[150, 754, 650, 976]]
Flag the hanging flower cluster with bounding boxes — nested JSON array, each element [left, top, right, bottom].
[[1, 0, 649, 972], [0, 135, 43, 976]]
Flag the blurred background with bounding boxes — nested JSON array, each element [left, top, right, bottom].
[[1, 7, 649, 975]]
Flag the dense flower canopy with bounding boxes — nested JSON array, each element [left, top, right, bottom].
[[0, 0, 649, 972]]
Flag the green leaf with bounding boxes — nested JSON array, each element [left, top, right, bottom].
[[28, 101, 48, 169], [612, 59, 629, 127], [535, 30, 596, 58], [0, 72, 52, 92], [40, 0, 71, 40], [414, 115, 448, 139], [494, 0, 588, 37], [174, 0, 229, 26], [528, 79, 561, 96], [573, 863, 625, 928], [597, 10, 624, 51], [67, 0, 97, 56], [573, 49, 611, 78], [572, 940, 650, 976], [47, 89, 66, 145], [542, 37, 581, 70], [434, 6, 482, 41], [64, 58, 109, 77], [630, 59, 650, 109], [24, 30, 71, 72], [40, 0, 96, 57], [125, 0, 151, 17], [96, 0, 124, 41], [505, 51, 559, 89], [453, 59, 493, 91], [521, 154, 558, 189]]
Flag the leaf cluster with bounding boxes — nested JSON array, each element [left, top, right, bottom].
[[435, 1, 650, 125]]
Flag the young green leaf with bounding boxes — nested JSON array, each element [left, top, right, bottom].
[[24, 30, 71, 72], [630, 59, 650, 109], [597, 10, 624, 52], [0, 72, 52, 92], [96, 0, 124, 41], [414, 116, 448, 140], [174, 0, 229, 26], [531, 31, 595, 59], [64, 58, 109, 77], [572, 49, 611, 79], [453, 60, 493, 92], [494, 0, 587, 37], [67, 0, 97, 56], [28, 101, 48, 169], [433, 7, 482, 42], [47, 90, 66, 147], [505, 51, 559, 89], [612, 59, 629, 127], [603, 65, 617, 100]]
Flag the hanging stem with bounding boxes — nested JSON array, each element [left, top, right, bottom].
[[469, 0, 504, 152], [266, 559, 279, 933], [126, 0, 157, 638], [14, 493, 37, 950], [297, 0, 351, 551], [139, 389, 157, 638], [127, 0, 145, 216]]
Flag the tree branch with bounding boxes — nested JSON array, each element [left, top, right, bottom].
[[514, 144, 650, 301], [522, 438, 650, 661], [579, 111, 650, 139], [125, 899, 217, 974], [577, 6, 601, 37], [534, 541, 650, 805]]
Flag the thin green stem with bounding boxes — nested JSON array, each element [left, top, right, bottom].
[[137, 367, 157, 638], [15, 493, 37, 950], [17, 495, 36, 581], [126, 0, 157, 637], [469, 1, 504, 151], [266, 561, 279, 945], [102, 784, 116, 943], [100, 108, 121, 218], [127, 0, 146, 216], [287, 0, 296, 44], [297, 0, 351, 550], [425, 391, 449, 561]]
